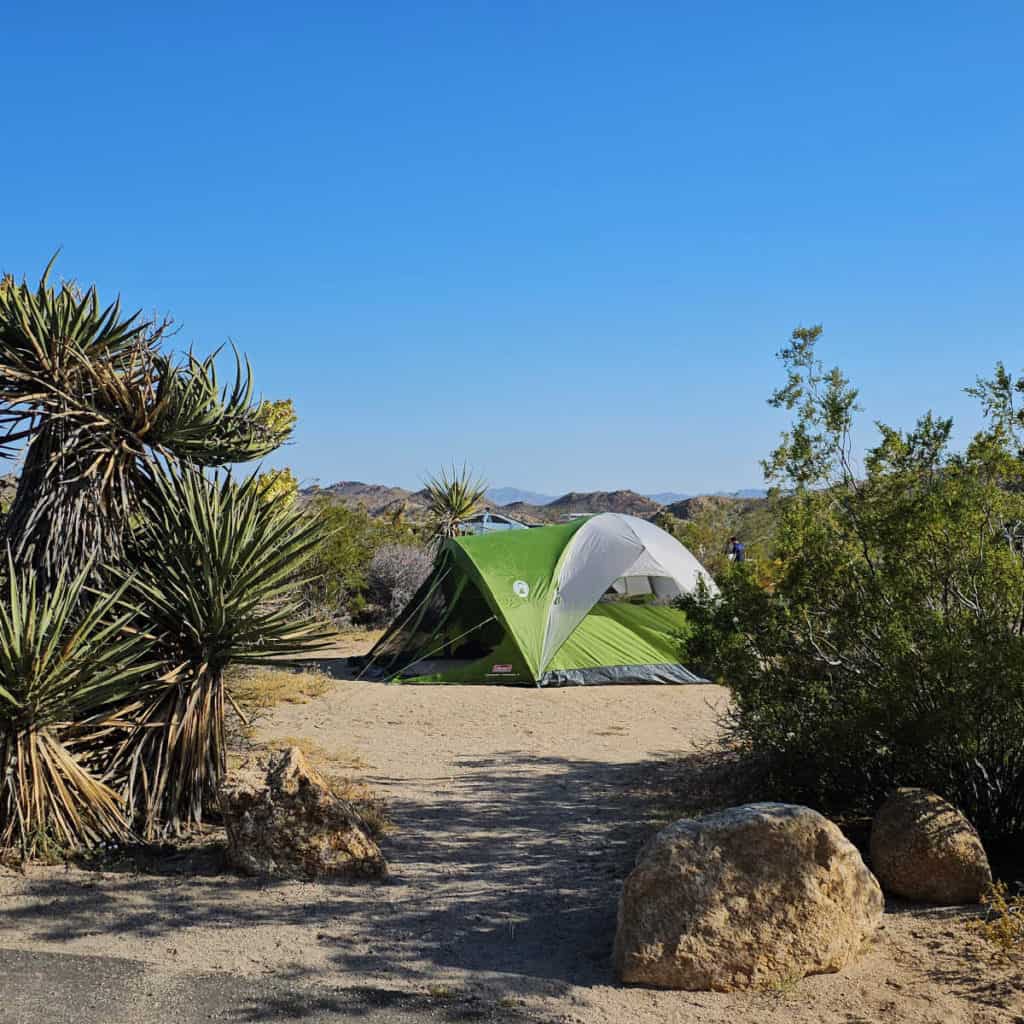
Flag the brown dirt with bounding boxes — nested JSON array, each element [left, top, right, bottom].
[[0, 636, 1021, 1023]]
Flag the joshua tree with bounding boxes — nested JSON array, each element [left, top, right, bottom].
[[424, 464, 488, 540], [0, 261, 327, 847], [0, 261, 292, 586]]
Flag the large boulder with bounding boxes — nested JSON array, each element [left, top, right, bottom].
[[614, 802, 883, 991], [869, 788, 991, 904], [219, 747, 386, 881]]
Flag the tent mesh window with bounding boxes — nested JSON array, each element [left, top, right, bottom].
[[365, 550, 502, 677]]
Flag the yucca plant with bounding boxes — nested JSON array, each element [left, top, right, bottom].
[[0, 260, 307, 854], [0, 555, 159, 858], [424, 463, 488, 540], [0, 261, 293, 587], [110, 467, 331, 837]]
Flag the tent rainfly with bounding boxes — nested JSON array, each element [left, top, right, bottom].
[[365, 512, 718, 686]]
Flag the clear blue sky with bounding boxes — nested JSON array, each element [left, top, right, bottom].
[[3, 2, 1022, 494]]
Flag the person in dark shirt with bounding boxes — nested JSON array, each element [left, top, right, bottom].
[[727, 536, 746, 562]]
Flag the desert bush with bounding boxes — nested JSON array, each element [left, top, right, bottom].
[[655, 502, 779, 582], [0, 264, 291, 587], [971, 882, 1024, 956], [0, 262, 325, 852], [681, 326, 1024, 845], [300, 498, 422, 624], [424, 463, 487, 540], [366, 543, 433, 624]]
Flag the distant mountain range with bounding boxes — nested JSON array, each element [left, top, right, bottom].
[[645, 492, 692, 505], [302, 480, 768, 524], [502, 490, 663, 523], [485, 487, 558, 506], [486, 486, 767, 507]]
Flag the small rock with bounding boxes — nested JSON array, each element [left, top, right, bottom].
[[870, 788, 991, 904], [219, 747, 387, 881], [614, 802, 883, 991]]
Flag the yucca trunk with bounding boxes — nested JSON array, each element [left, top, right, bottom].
[[0, 724, 128, 858], [5, 422, 135, 587], [118, 669, 227, 839]]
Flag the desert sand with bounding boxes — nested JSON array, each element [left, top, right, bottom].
[[0, 648, 1020, 1023]]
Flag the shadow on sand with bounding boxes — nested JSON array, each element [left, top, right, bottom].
[[6, 750, 743, 996]]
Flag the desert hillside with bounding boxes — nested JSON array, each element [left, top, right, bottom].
[[503, 489, 663, 522], [302, 480, 766, 527], [301, 480, 432, 518]]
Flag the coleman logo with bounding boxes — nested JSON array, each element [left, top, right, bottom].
[[491, 664, 514, 673], [512, 580, 530, 598]]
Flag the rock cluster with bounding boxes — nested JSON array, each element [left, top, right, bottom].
[[219, 747, 386, 881]]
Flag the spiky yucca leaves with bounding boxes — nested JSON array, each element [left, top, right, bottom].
[[0, 556, 159, 858], [424, 463, 488, 540], [0, 262, 293, 586], [111, 468, 331, 837]]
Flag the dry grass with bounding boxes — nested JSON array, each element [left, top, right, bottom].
[[226, 663, 393, 839], [333, 627, 384, 650], [227, 668, 333, 715], [971, 882, 1024, 958]]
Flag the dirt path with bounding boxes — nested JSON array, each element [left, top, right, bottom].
[[1, 656, 1022, 1023], [257, 672, 729, 996]]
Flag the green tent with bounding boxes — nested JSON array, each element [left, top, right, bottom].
[[365, 512, 717, 686]]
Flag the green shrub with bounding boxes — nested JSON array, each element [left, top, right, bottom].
[[0, 262, 325, 851], [301, 498, 423, 624], [655, 500, 779, 581], [680, 327, 1024, 844]]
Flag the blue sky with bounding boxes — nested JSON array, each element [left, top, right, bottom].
[[2, 2, 1022, 494]]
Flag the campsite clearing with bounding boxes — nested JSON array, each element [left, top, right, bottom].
[[0, 646, 1021, 1024]]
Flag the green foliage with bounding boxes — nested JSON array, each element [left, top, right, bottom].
[[0, 556, 158, 856], [681, 325, 1024, 843], [110, 467, 332, 837], [656, 499, 778, 580], [256, 466, 300, 507], [424, 463, 488, 540], [301, 497, 421, 623]]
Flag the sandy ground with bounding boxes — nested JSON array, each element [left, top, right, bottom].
[[1, 641, 1022, 1023]]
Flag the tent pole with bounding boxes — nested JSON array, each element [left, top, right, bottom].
[[377, 570, 471, 680], [356, 564, 452, 681]]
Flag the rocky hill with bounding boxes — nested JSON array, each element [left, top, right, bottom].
[[300, 481, 431, 517], [503, 489, 663, 523], [665, 493, 768, 521]]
